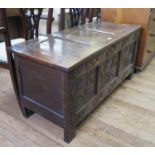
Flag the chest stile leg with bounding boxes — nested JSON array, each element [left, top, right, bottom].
[[62, 71, 76, 143]]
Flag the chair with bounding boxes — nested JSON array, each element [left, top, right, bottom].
[[0, 8, 46, 117], [0, 10, 25, 68], [0, 8, 24, 113], [20, 8, 54, 36], [59, 8, 101, 30], [19, 8, 43, 40], [0, 8, 46, 68]]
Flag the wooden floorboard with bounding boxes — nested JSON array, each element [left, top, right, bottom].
[[0, 57, 155, 146]]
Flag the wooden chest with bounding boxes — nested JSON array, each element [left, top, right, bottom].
[[10, 22, 141, 142], [101, 8, 155, 71]]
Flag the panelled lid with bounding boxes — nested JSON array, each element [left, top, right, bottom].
[[11, 22, 141, 71], [53, 21, 141, 44]]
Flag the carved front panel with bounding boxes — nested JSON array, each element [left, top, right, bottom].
[[119, 43, 135, 71], [71, 31, 139, 122], [72, 32, 139, 114], [72, 67, 98, 111], [98, 52, 120, 91]]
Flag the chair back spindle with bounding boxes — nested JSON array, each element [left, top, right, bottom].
[[19, 8, 43, 40], [46, 8, 53, 34], [59, 8, 101, 30]]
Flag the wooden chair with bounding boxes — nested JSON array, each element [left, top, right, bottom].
[[0, 8, 47, 68], [0, 8, 26, 114], [0, 8, 46, 117], [59, 8, 101, 30], [19, 8, 43, 40], [20, 8, 54, 35], [0, 9, 25, 68]]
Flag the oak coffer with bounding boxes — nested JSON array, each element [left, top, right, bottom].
[[101, 8, 155, 71], [10, 22, 141, 143]]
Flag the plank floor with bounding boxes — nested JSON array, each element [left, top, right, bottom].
[[0, 58, 155, 146]]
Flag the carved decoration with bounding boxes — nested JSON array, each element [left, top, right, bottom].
[[72, 68, 97, 111], [98, 52, 120, 91], [120, 43, 135, 71], [71, 32, 139, 112]]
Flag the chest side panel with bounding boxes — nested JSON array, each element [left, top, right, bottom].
[[15, 56, 64, 116]]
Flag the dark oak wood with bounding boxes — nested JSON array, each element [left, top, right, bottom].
[[10, 21, 141, 143]]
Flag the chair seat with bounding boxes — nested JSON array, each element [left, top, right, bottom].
[[0, 38, 24, 63]]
